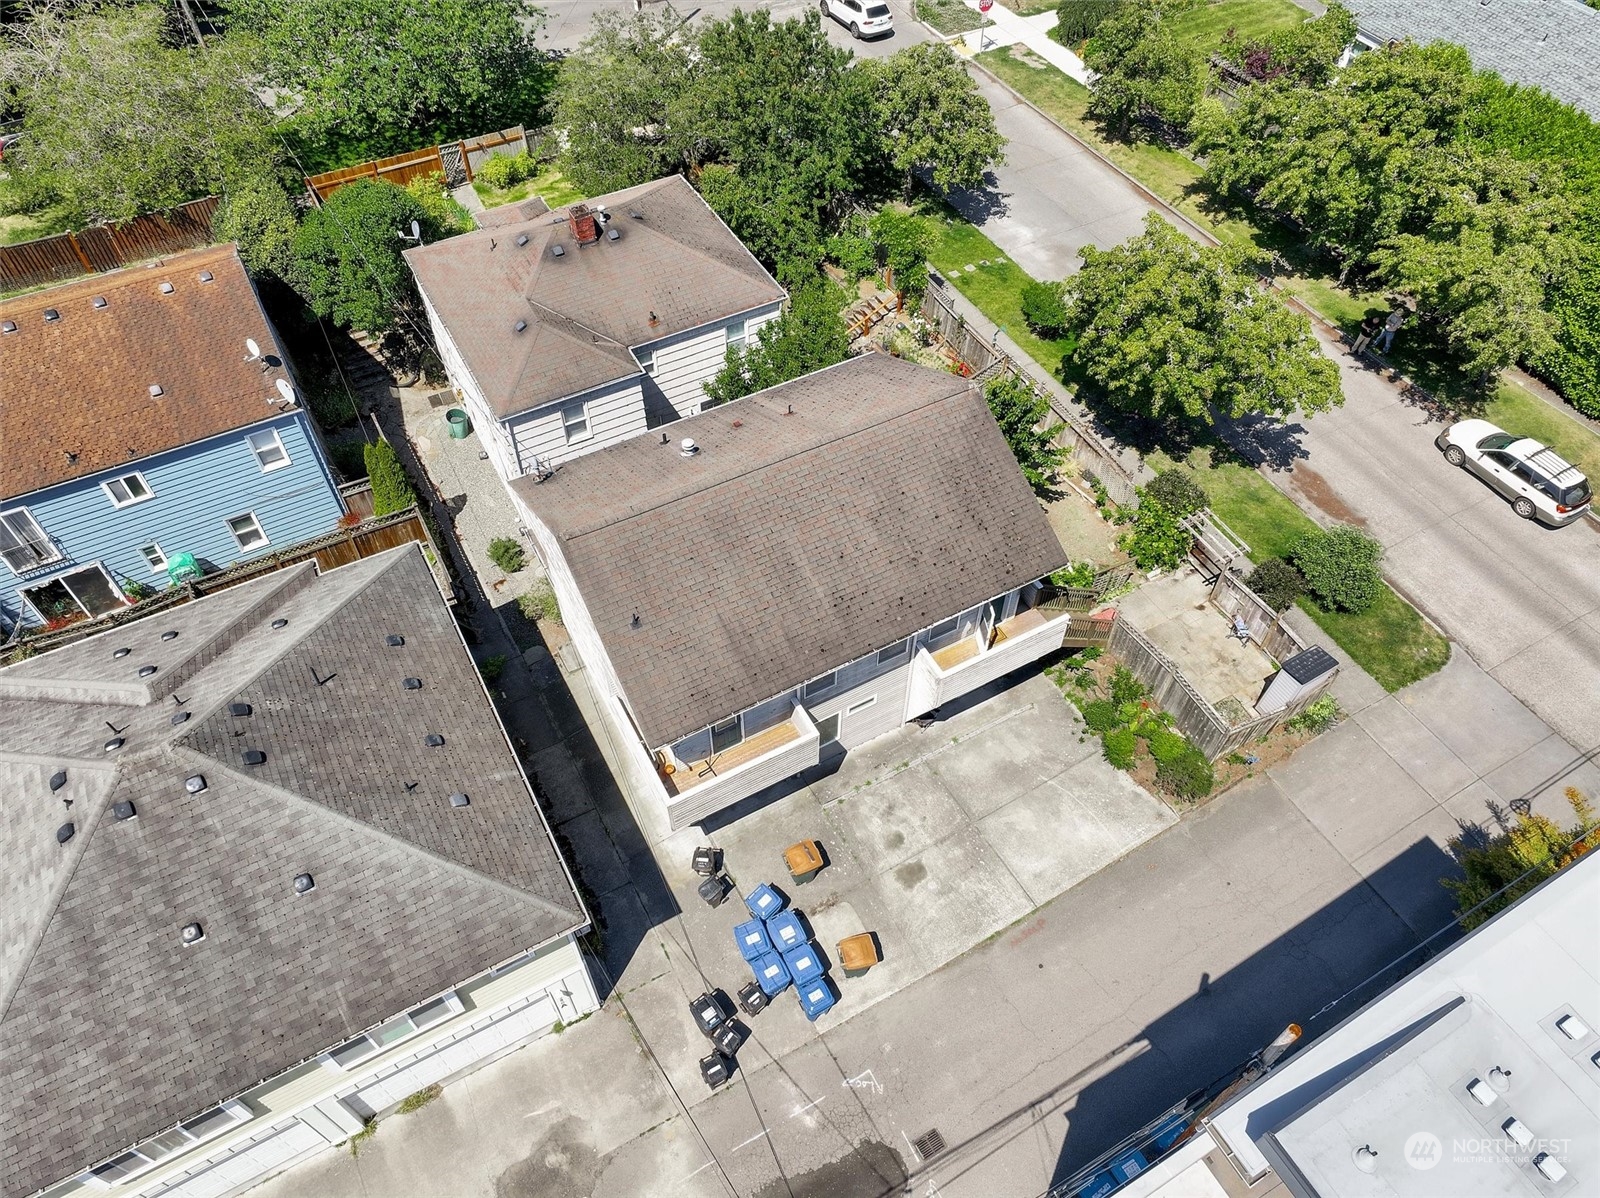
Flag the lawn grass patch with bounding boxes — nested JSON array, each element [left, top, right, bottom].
[[1148, 447, 1449, 691], [473, 163, 585, 211], [916, 0, 984, 33], [1164, 0, 1307, 54], [915, 201, 1077, 372]]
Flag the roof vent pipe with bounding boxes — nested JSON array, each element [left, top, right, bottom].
[[680, 439, 700, 457]]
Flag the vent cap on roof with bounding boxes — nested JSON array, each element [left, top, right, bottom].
[[294, 873, 315, 895], [180, 922, 204, 945], [551, 244, 565, 258], [403, 677, 422, 690], [50, 770, 67, 792], [149, 385, 164, 398], [138, 664, 157, 677], [113, 647, 130, 659], [93, 296, 107, 309], [159, 281, 174, 294], [385, 634, 404, 647], [449, 793, 470, 808], [241, 749, 266, 766], [104, 737, 125, 753], [272, 618, 288, 629], [606, 227, 621, 242], [161, 629, 179, 641], [516, 233, 529, 247], [1, 320, 15, 333], [44, 308, 60, 322], [199, 270, 214, 282], [171, 711, 190, 725], [113, 801, 137, 821], [425, 733, 445, 747], [515, 319, 527, 333], [185, 774, 207, 794], [56, 822, 75, 845], [229, 702, 252, 717], [680, 438, 700, 457]]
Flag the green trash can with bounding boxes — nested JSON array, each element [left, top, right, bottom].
[[167, 552, 202, 584], [446, 408, 472, 439]]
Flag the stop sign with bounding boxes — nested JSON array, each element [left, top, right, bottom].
[[978, 0, 993, 10]]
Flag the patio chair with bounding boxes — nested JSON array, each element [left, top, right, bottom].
[[1230, 614, 1251, 644], [837, 933, 881, 974], [783, 839, 825, 882]]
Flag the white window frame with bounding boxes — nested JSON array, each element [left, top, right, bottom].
[[101, 471, 154, 508], [637, 348, 657, 377], [725, 320, 748, 350], [847, 695, 877, 715], [139, 543, 168, 573], [226, 512, 268, 551], [0, 507, 62, 574], [246, 427, 291, 472], [82, 1102, 250, 1186], [319, 992, 465, 1072], [561, 402, 591, 444], [19, 562, 123, 624]]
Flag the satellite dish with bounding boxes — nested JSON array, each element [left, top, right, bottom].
[[274, 379, 295, 404], [411, 220, 421, 242], [244, 337, 261, 361]]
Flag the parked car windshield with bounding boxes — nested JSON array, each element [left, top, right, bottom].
[[1560, 479, 1591, 507], [1476, 432, 1518, 451]]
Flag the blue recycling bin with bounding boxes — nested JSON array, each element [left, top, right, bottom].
[[733, 919, 772, 962], [751, 951, 791, 997], [796, 976, 837, 1021], [767, 909, 806, 953], [782, 943, 825, 986], [745, 883, 785, 921]]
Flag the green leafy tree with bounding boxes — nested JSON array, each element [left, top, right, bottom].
[[984, 374, 1066, 496], [1245, 558, 1305, 612], [1083, 1, 1206, 141], [1064, 214, 1343, 426], [703, 280, 852, 406], [1444, 788, 1596, 930], [861, 43, 1006, 194], [548, 7, 696, 197], [1143, 467, 1206, 517], [223, 0, 551, 165], [1119, 492, 1191, 570], [215, 181, 301, 279], [1052, 0, 1121, 46], [869, 207, 936, 300], [0, 3, 281, 224], [290, 180, 439, 333], [1019, 280, 1070, 338], [1223, 2, 1356, 86], [1290, 525, 1383, 614]]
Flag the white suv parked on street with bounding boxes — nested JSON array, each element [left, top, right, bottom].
[[1435, 418, 1592, 526], [821, 0, 894, 38]]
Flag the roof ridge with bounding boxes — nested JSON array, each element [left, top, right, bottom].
[[166, 744, 587, 928], [0, 777, 117, 1025], [560, 365, 973, 542]]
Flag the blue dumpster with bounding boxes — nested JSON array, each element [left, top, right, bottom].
[[751, 951, 791, 997], [733, 919, 772, 962], [796, 977, 837, 1021], [782, 943, 825, 986], [745, 883, 785, 921], [767, 909, 806, 953]]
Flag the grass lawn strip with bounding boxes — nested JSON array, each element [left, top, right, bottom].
[[916, 0, 984, 34], [472, 163, 586, 211], [1164, 0, 1307, 54]]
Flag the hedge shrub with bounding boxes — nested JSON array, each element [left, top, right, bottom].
[[1156, 745, 1215, 800], [364, 440, 417, 516], [1020, 280, 1071, 338], [1082, 699, 1120, 732], [488, 537, 526, 573], [476, 151, 536, 190], [1052, 0, 1121, 45], [1246, 557, 1306, 613], [1144, 468, 1207, 518], [1291, 525, 1383, 613], [1143, 726, 1189, 765], [1103, 726, 1137, 769]]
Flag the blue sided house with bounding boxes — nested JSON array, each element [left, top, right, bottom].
[[0, 244, 345, 634]]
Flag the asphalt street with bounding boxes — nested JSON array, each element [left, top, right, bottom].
[[536, 0, 930, 56]]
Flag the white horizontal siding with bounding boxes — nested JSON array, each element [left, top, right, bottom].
[[665, 707, 821, 830], [418, 287, 521, 482], [508, 378, 647, 474], [640, 302, 782, 420], [908, 609, 1070, 715], [803, 657, 915, 750]]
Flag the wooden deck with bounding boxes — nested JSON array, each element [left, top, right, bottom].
[[663, 719, 803, 796], [992, 608, 1048, 643], [931, 635, 981, 671]]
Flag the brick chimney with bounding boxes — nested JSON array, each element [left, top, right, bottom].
[[569, 203, 599, 245]]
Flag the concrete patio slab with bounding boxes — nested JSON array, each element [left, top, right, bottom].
[[1116, 570, 1279, 711], [1352, 697, 1479, 801], [1269, 720, 1439, 863], [822, 760, 968, 870], [924, 696, 1093, 819], [870, 825, 1035, 969]]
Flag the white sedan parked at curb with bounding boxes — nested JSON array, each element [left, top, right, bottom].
[[821, 0, 894, 38], [1434, 418, 1592, 526]]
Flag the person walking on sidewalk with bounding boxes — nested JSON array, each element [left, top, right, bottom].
[[1352, 315, 1380, 356], [1375, 308, 1404, 354]]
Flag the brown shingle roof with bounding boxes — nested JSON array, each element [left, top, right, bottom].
[[405, 175, 785, 420], [0, 547, 586, 1198], [0, 244, 291, 499], [514, 356, 1068, 747]]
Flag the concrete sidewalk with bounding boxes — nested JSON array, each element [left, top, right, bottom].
[[958, 0, 1090, 83]]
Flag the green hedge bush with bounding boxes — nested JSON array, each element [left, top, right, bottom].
[[1082, 699, 1121, 732], [1020, 280, 1071, 338], [1246, 557, 1306, 613], [1143, 726, 1188, 765], [1144, 468, 1207, 518], [1052, 0, 1121, 45], [1291, 525, 1383, 614], [1103, 726, 1137, 769], [364, 440, 417, 516], [1156, 745, 1215, 800], [487, 537, 526, 573], [476, 151, 535, 190]]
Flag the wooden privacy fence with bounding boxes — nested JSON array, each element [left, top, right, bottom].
[[1, 507, 444, 663], [306, 126, 529, 200], [0, 196, 220, 293], [920, 278, 1141, 509], [1207, 568, 1307, 664], [1109, 618, 1336, 761]]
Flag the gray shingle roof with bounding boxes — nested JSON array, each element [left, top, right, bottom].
[[405, 174, 786, 420], [1353, 0, 1600, 117], [513, 355, 1068, 748], [0, 547, 585, 1198]]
